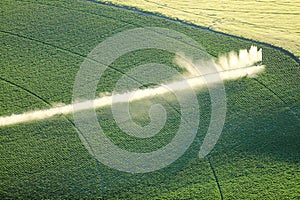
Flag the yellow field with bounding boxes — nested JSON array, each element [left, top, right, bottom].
[[102, 0, 300, 57]]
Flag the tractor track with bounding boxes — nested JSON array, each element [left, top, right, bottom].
[[144, 0, 298, 15], [206, 156, 224, 200], [0, 77, 51, 107], [253, 78, 300, 122], [0, 76, 106, 199]]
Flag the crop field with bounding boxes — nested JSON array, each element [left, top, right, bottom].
[[101, 0, 300, 58], [0, 0, 299, 199]]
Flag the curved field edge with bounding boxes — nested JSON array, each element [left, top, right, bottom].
[[0, 0, 299, 199], [97, 0, 300, 58]]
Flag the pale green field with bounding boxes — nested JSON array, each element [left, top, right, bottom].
[[101, 0, 300, 57]]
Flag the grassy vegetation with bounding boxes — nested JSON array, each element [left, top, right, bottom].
[[0, 0, 299, 199], [100, 0, 300, 58]]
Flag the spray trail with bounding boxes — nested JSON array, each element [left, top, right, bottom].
[[0, 46, 263, 127]]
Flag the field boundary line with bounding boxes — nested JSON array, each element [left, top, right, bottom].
[[88, 0, 300, 64]]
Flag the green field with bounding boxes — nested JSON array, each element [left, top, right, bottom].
[[101, 0, 300, 58], [1, 0, 300, 199]]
